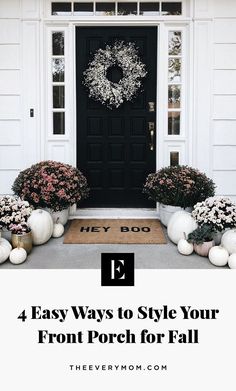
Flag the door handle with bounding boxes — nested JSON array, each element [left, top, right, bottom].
[[148, 122, 155, 151], [148, 102, 155, 112]]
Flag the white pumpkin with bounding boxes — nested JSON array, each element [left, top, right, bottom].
[[167, 211, 198, 245], [208, 246, 229, 267], [228, 253, 236, 269], [0, 237, 12, 251], [0, 245, 11, 264], [177, 238, 194, 256], [9, 247, 27, 265], [28, 209, 53, 245], [221, 229, 236, 254], [52, 222, 64, 238]]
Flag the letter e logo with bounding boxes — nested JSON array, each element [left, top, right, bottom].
[[101, 253, 134, 286]]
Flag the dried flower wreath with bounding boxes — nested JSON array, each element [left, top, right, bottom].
[[83, 41, 147, 109]]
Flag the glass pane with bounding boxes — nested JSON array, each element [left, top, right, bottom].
[[170, 151, 179, 166], [53, 112, 65, 134], [51, 2, 72, 15], [53, 86, 65, 108], [118, 2, 137, 15], [168, 58, 181, 83], [52, 58, 65, 82], [162, 2, 182, 15], [168, 112, 180, 135], [96, 2, 115, 16], [74, 2, 93, 15], [52, 32, 64, 55], [140, 2, 160, 16], [169, 31, 182, 55], [168, 85, 181, 109]]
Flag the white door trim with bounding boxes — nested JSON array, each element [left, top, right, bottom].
[[44, 18, 192, 216]]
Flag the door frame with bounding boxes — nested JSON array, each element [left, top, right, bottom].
[[44, 18, 192, 210], [75, 25, 158, 208], [73, 22, 160, 181]]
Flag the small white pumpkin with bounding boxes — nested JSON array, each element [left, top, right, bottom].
[[9, 247, 27, 265], [52, 222, 64, 238], [209, 246, 229, 267], [28, 209, 53, 245], [228, 253, 236, 269], [0, 237, 12, 251], [0, 245, 11, 264], [177, 233, 194, 256], [221, 229, 236, 254], [167, 211, 198, 245]]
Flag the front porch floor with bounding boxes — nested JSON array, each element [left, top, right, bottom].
[[1, 226, 223, 270]]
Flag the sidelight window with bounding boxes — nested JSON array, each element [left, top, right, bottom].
[[167, 30, 182, 135], [52, 31, 66, 135], [164, 26, 187, 168]]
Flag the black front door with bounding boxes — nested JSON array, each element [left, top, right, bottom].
[[76, 27, 157, 207]]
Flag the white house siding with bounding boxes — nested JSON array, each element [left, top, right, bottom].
[[212, 1, 236, 202], [0, 0, 235, 203], [0, 1, 21, 194], [178, 0, 236, 203], [0, 0, 41, 195]]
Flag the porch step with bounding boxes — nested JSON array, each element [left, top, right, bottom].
[[69, 208, 159, 219]]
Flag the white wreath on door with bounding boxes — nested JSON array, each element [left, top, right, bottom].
[[83, 41, 147, 109]]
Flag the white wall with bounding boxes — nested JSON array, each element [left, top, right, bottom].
[[0, 0, 41, 195], [193, 0, 236, 202], [0, 0, 236, 204], [212, 2, 236, 202], [0, 1, 21, 194]]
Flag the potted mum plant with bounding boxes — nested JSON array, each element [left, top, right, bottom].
[[143, 165, 215, 226], [12, 161, 89, 225], [191, 196, 236, 244], [0, 196, 32, 253], [188, 225, 215, 257]]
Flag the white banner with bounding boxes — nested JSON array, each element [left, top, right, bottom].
[[0, 270, 235, 391]]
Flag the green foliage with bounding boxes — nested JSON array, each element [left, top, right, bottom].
[[188, 225, 215, 245]]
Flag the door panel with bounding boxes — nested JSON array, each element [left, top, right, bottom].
[[76, 27, 157, 207]]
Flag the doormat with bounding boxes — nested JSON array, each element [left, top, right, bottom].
[[63, 219, 166, 244]]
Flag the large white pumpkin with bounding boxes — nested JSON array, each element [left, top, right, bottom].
[[208, 246, 229, 267], [221, 229, 236, 254], [0, 245, 11, 264], [0, 237, 12, 251], [167, 211, 198, 244], [28, 209, 53, 245]]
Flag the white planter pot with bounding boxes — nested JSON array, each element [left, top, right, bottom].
[[159, 203, 193, 227], [45, 208, 69, 226]]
